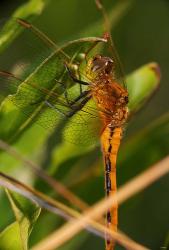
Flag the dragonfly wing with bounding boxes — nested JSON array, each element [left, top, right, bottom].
[[63, 99, 102, 147], [0, 18, 106, 144], [0, 70, 103, 146]]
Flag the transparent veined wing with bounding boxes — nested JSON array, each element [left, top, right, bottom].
[[0, 18, 107, 145]]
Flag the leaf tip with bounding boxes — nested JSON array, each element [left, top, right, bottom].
[[148, 62, 161, 83]]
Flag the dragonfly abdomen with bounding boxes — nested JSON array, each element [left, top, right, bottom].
[[101, 126, 122, 250]]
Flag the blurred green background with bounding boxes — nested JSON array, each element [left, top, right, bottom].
[[0, 0, 169, 250]]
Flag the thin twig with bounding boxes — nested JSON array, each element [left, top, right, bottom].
[[31, 156, 169, 250]]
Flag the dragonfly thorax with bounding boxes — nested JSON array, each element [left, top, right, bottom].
[[85, 54, 128, 127]]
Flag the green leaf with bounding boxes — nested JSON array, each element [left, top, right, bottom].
[[0, 0, 50, 54], [127, 62, 160, 112], [0, 222, 23, 250], [0, 190, 41, 250]]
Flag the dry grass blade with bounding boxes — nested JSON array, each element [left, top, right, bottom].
[[32, 156, 169, 250], [0, 171, 80, 221], [0, 170, 147, 250], [0, 139, 88, 210]]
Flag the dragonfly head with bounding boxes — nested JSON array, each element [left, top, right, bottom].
[[91, 55, 114, 74]]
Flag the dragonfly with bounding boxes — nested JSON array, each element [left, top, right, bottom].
[[0, 13, 129, 250]]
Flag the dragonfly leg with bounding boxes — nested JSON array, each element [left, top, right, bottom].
[[54, 78, 74, 106], [76, 66, 83, 95], [54, 73, 86, 105], [69, 90, 90, 105], [61, 86, 89, 106], [44, 92, 91, 118], [79, 81, 83, 95], [66, 95, 91, 117], [64, 90, 71, 105], [44, 100, 67, 117], [63, 82, 90, 106], [30, 98, 67, 116], [65, 63, 90, 86]]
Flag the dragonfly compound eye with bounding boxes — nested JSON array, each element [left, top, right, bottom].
[[91, 55, 114, 74]]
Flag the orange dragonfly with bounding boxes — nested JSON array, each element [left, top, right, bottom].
[[0, 16, 128, 250]]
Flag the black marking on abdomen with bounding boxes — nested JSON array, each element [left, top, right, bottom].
[[106, 172, 111, 192], [105, 127, 116, 247], [110, 128, 114, 137], [108, 144, 112, 153], [105, 157, 111, 172], [105, 155, 112, 197], [107, 211, 111, 223], [108, 128, 114, 153]]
